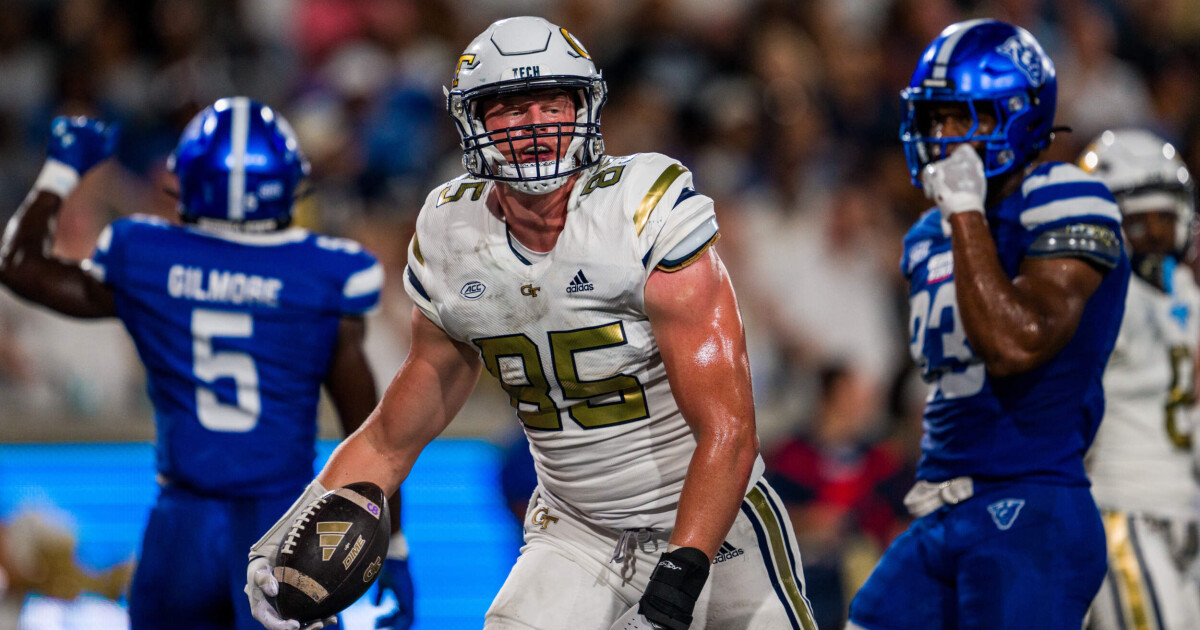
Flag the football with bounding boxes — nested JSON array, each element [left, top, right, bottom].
[[271, 481, 391, 623]]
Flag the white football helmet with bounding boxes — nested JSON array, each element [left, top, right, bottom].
[[1079, 128, 1196, 256], [446, 16, 607, 195]]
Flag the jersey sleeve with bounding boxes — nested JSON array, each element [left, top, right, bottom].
[[1020, 163, 1124, 270], [87, 217, 145, 289], [339, 254, 383, 315], [632, 155, 719, 273]]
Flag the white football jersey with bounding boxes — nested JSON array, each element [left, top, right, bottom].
[[404, 153, 765, 530], [1088, 265, 1200, 517]]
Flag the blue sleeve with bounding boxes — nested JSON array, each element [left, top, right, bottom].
[[338, 252, 383, 315], [87, 219, 131, 288]]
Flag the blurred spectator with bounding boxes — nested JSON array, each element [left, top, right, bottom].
[[765, 364, 912, 630]]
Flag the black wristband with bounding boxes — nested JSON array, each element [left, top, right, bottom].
[[638, 547, 710, 630]]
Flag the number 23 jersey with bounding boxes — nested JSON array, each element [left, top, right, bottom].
[[901, 162, 1129, 485], [404, 153, 762, 530]]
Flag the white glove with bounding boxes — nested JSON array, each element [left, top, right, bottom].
[[921, 144, 987, 220], [246, 481, 330, 630], [609, 604, 664, 630]]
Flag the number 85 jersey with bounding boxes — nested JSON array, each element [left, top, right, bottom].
[[901, 162, 1129, 485], [404, 153, 760, 531]]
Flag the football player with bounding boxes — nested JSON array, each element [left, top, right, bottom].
[[1080, 129, 1200, 629], [846, 19, 1131, 630], [0, 101, 413, 630], [246, 16, 816, 630]]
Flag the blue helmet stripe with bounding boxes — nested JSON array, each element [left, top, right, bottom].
[[931, 19, 993, 80], [227, 97, 251, 220]]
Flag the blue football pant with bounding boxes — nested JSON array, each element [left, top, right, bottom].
[[848, 482, 1106, 630], [129, 483, 300, 630]]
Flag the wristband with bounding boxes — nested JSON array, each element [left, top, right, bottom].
[[32, 159, 81, 199], [387, 531, 409, 561]]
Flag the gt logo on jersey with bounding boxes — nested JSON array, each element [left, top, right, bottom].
[[531, 507, 559, 530], [317, 522, 352, 561], [521, 284, 541, 298], [452, 54, 478, 88], [995, 36, 1044, 86]]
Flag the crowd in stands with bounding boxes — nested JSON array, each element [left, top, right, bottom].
[[0, 0, 1197, 626]]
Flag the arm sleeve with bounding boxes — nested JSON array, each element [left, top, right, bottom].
[[86, 220, 123, 287], [340, 255, 383, 315], [635, 160, 719, 274], [403, 232, 444, 330], [1021, 164, 1124, 270]]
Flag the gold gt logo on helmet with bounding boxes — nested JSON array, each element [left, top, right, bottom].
[[560, 28, 591, 59], [453, 54, 478, 88]]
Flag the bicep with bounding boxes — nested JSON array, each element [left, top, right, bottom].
[[644, 248, 754, 433], [1013, 255, 1106, 347], [370, 307, 482, 454]]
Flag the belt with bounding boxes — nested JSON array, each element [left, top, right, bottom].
[[904, 477, 975, 518]]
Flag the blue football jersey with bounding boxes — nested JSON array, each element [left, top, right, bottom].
[[901, 163, 1130, 485], [89, 216, 381, 497]]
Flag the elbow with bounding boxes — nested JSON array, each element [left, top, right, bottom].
[[979, 347, 1047, 378]]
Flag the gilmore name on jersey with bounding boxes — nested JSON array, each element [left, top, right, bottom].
[[901, 162, 1130, 484], [88, 217, 382, 497], [404, 153, 763, 530]]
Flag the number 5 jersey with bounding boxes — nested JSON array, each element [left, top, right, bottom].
[[88, 216, 381, 497], [404, 152, 764, 531]]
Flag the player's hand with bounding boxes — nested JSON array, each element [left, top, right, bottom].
[[246, 557, 338, 630], [47, 116, 118, 176], [922, 144, 986, 219], [372, 558, 414, 630], [624, 547, 710, 630]]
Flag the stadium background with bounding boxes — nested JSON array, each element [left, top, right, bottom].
[[0, 0, 1196, 628]]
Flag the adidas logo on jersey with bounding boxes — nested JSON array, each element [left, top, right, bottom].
[[566, 269, 594, 293], [713, 541, 744, 564]]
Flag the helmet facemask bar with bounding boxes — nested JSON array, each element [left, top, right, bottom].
[[449, 75, 606, 194], [901, 90, 1045, 185]]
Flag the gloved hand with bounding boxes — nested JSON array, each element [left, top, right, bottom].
[[246, 481, 330, 630], [373, 558, 415, 630], [617, 547, 710, 630], [921, 144, 987, 221], [47, 116, 118, 176]]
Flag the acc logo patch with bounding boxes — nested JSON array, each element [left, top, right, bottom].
[[460, 281, 486, 300], [986, 498, 1026, 531], [995, 36, 1044, 86]]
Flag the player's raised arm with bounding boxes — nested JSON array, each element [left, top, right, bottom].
[[925, 146, 1107, 376], [0, 117, 118, 318]]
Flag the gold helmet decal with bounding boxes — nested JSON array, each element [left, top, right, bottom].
[[453, 54, 479, 88], [560, 28, 591, 59]]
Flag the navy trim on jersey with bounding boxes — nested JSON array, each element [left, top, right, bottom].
[[1023, 181, 1114, 212], [1127, 515, 1166, 630], [406, 266, 430, 301], [741, 495, 805, 630], [673, 187, 699, 208], [506, 227, 533, 266], [758, 480, 801, 582], [1104, 569, 1130, 630]]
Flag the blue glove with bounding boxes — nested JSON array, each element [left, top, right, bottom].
[[373, 558, 414, 630], [47, 116, 118, 175]]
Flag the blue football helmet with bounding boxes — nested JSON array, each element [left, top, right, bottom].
[[168, 97, 309, 230], [900, 19, 1057, 186]]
